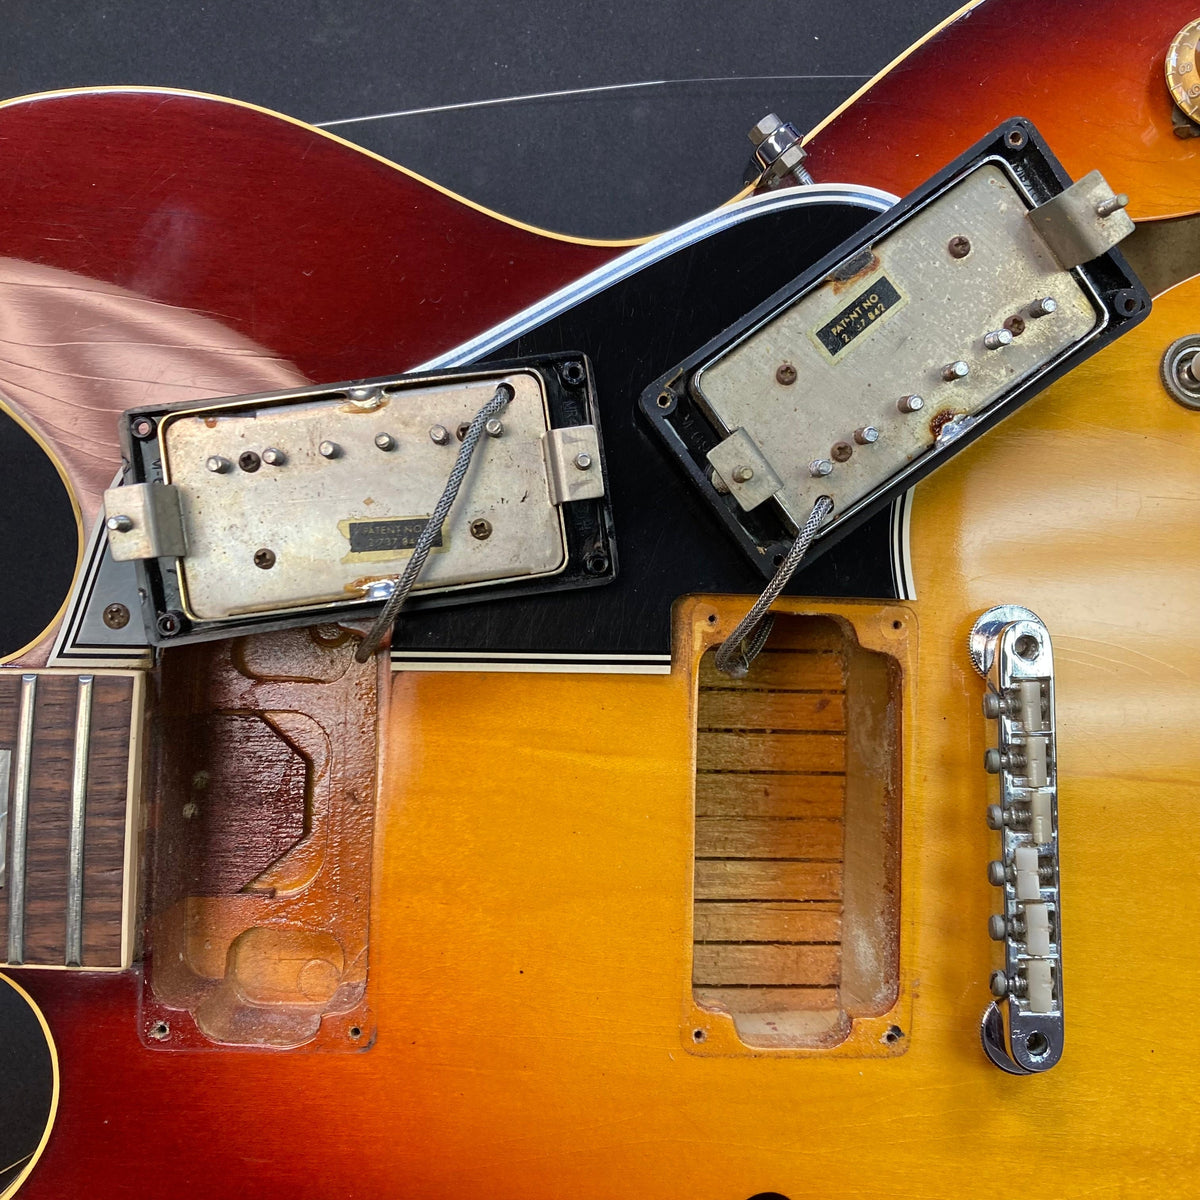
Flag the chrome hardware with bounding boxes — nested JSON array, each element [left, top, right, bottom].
[[744, 113, 813, 190], [1160, 335, 1200, 410], [970, 604, 1063, 1075]]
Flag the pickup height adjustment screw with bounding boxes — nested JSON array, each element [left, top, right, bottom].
[[574, 451, 593, 471], [262, 447, 286, 466], [776, 362, 798, 385], [897, 394, 924, 414], [105, 514, 133, 533], [253, 548, 276, 570], [942, 360, 970, 381], [984, 329, 1014, 350], [1096, 193, 1129, 218], [318, 441, 340, 459], [485, 418, 504, 439], [374, 433, 396, 452], [430, 425, 450, 445], [469, 519, 492, 540], [206, 456, 231, 474], [809, 459, 834, 478], [731, 465, 754, 483], [948, 235, 971, 258], [1029, 297, 1058, 318], [853, 426, 879, 445]]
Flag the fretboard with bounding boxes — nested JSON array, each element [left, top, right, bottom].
[[0, 669, 142, 969]]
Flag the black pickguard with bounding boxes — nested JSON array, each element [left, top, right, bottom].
[[388, 196, 890, 659]]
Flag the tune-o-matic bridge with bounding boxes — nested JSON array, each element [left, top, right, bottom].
[[970, 605, 1063, 1074]]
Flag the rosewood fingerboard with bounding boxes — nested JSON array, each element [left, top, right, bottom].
[[0, 671, 142, 969]]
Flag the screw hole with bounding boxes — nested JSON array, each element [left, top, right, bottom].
[[692, 1028, 706, 1042], [349, 1025, 362, 1040], [1014, 633, 1040, 660], [560, 360, 586, 387], [892, 619, 903, 630], [583, 552, 609, 575], [131, 415, 157, 440], [772, 553, 784, 567], [707, 613, 718, 625], [656, 391, 673, 409], [149, 1021, 170, 1041], [1006, 128, 1027, 149], [883, 1024, 904, 1044], [1026, 1031, 1049, 1057]]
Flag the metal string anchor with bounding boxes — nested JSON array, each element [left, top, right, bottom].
[[713, 494, 834, 678], [355, 382, 515, 662]]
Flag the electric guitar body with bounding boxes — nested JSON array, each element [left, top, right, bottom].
[[1, 0, 1199, 1196]]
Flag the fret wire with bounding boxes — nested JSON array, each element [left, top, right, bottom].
[[0, 750, 9, 889], [6, 674, 38, 965], [65, 675, 94, 967]]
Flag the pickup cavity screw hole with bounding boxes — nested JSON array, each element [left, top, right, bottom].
[[1014, 633, 1040, 660], [583, 552, 609, 575], [883, 1024, 904, 1045], [1026, 1031, 1050, 1056], [156, 611, 184, 638], [656, 391, 674, 410], [707, 613, 718, 625], [560, 360, 586, 387], [692, 1028, 706, 1042], [131, 416, 157, 440], [892, 619, 903, 630], [1006, 128, 1027, 149], [1115, 290, 1140, 316], [149, 1021, 170, 1041], [348, 1025, 362, 1040]]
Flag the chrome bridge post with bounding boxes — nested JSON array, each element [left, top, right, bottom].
[[969, 605, 1063, 1074]]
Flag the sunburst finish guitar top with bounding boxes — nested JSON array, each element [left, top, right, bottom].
[[1, 0, 1200, 1196]]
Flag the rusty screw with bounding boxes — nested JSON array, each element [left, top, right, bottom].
[[238, 450, 261, 472], [469, 519, 492, 541], [1004, 315, 1026, 337], [948, 235, 971, 259], [831, 441, 854, 463], [102, 602, 130, 629], [775, 363, 798, 385], [253, 548, 276, 569]]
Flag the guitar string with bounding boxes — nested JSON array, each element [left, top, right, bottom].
[[314, 75, 868, 128]]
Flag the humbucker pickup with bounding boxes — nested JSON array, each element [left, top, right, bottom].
[[104, 355, 615, 645], [970, 605, 1063, 1074], [640, 120, 1149, 575]]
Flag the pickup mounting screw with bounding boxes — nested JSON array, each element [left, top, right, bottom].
[[942, 360, 970, 381], [131, 416, 157, 440], [102, 602, 130, 629], [574, 451, 593, 471], [254, 548, 276, 569], [731, 465, 754, 483], [485, 418, 504, 439], [374, 433, 396, 451], [897, 394, 924, 414], [106, 514, 134, 533], [776, 363, 798, 385], [430, 425, 450, 445], [948, 235, 971, 258], [470, 519, 492, 540]]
